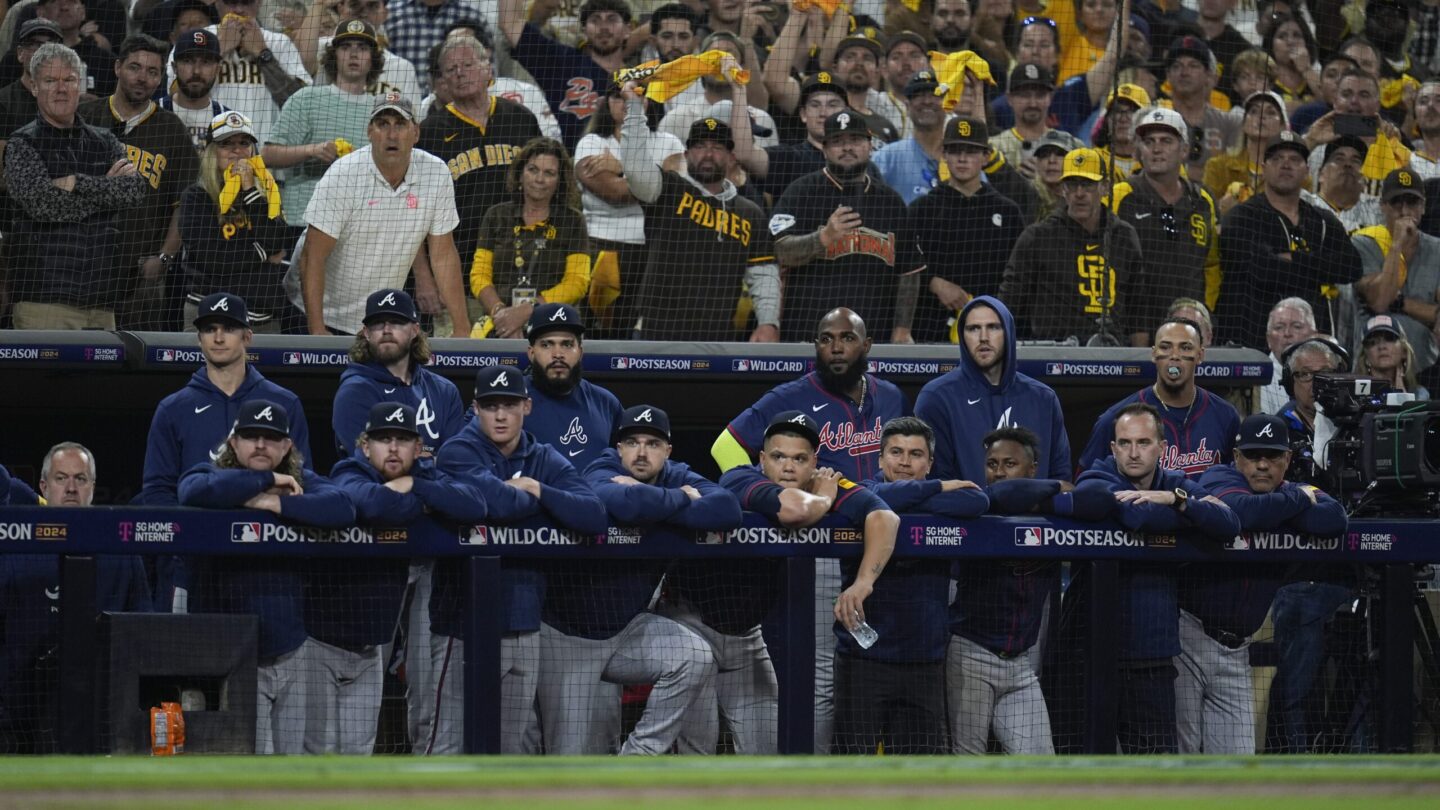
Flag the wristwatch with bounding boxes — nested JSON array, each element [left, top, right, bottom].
[[1391, 291, 1406, 314], [256, 48, 275, 65], [1172, 487, 1189, 511]]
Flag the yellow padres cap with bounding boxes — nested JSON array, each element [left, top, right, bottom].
[[1106, 83, 1151, 110], [1061, 148, 1105, 182]]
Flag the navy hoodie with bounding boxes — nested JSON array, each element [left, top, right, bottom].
[[1074, 457, 1241, 659], [1182, 464, 1350, 638], [524, 378, 623, 473], [554, 450, 743, 640], [915, 296, 1072, 483], [431, 425, 607, 638], [332, 361, 466, 457], [316, 457, 488, 649], [178, 463, 355, 659], [861, 476, 987, 663]]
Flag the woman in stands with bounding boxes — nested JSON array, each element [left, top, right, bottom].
[[1203, 89, 1292, 216], [178, 111, 298, 333], [1356, 315, 1431, 400], [470, 137, 591, 339], [1263, 13, 1320, 112], [573, 80, 684, 339]]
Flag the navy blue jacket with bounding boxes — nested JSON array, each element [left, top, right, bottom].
[[314, 457, 487, 649], [178, 464, 354, 659], [1182, 464, 1350, 637], [861, 476, 987, 663], [432, 426, 606, 638], [142, 366, 313, 505], [915, 296, 1071, 483], [950, 478, 1117, 657], [332, 361, 466, 457], [1075, 457, 1240, 659], [524, 378, 623, 473], [552, 450, 743, 640]]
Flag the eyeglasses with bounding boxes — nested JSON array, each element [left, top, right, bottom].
[[1290, 370, 1317, 383]]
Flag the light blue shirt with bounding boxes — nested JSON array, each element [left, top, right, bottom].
[[871, 137, 940, 205]]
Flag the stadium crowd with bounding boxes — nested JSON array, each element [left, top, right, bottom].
[[0, 0, 1431, 757]]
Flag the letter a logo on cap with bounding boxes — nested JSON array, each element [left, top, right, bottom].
[[211, 297, 229, 311], [255, 406, 274, 421], [386, 407, 405, 423], [379, 292, 397, 307], [637, 408, 653, 422], [549, 308, 567, 322], [489, 373, 508, 388], [789, 413, 807, 424], [1257, 424, 1274, 438]]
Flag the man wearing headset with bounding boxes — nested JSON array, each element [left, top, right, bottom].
[[1273, 335, 1349, 487]]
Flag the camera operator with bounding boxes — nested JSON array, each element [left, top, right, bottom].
[[1276, 336, 1348, 486]]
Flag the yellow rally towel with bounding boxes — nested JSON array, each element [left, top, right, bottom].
[[614, 51, 750, 103], [929, 50, 994, 112], [588, 249, 622, 318], [1382, 74, 1420, 111], [470, 317, 496, 339], [219, 156, 281, 219], [334, 138, 354, 158], [793, 0, 846, 16], [1354, 223, 1403, 287], [1362, 131, 1411, 184]]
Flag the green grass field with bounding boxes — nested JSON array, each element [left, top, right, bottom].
[[2, 756, 1440, 809]]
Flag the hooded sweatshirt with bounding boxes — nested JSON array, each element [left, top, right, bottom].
[[431, 426, 607, 638], [333, 360, 467, 457], [914, 296, 1072, 483]]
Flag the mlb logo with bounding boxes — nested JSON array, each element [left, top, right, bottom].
[[231, 522, 262, 543], [283, 352, 302, 365], [461, 525, 488, 545], [732, 359, 749, 371], [610, 357, 630, 370], [1046, 362, 1064, 376], [697, 531, 726, 545], [1227, 535, 1250, 551], [1014, 527, 1044, 546], [159, 349, 176, 362]]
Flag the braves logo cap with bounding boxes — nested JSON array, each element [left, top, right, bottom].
[[764, 410, 821, 449], [526, 303, 585, 342], [364, 402, 419, 436], [1235, 414, 1289, 451], [234, 399, 291, 437], [474, 365, 529, 401], [617, 404, 671, 442], [193, 291, 250, 328], [363, 288, 419, 325]]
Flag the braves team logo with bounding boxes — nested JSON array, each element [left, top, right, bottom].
[[231, 522, 262, 543], [789, 413, 808, 425], [210, 297, 230, 312], [489, 373, 509, 388], [416, 397, 438, 439], [1256, 424, 1274, 438], [559, 417, 589, 446], [549, 308, 568, 322], [253, 406, 274, 422], [385, 407, 405, 423], [635, 408, 654, 422], [378, 292, 397, 307], [1161, 438, 1220, 475]]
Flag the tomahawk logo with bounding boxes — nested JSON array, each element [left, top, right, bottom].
[[232, 522, 262, 543], [385, 407, 405, 423], [378, 292, 397, 307], [636, 408, 653, 422], [1015, 527, 1043, 546], [253, 406, 274, 421], [210, 297, 229, 312], [549, 308, 568, 322]]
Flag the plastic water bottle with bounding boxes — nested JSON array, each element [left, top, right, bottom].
[[849, 619, 879, 649]]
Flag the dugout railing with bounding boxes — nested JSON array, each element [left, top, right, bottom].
[[0, 505, 1432, 755]]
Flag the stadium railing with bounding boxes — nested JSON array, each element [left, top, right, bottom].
[[0, 505, 1429, 755]]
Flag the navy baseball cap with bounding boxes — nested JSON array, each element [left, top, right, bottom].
[[823, 110, 871, 144], [1264, 130, 1310, 161], [764, 410, 821, 449], [903, 69, 941, 98], [234, 399, 290, 437], [474, 365, 529, 400], [193, 292, 249, 328], [687, 116, 734, 150], [364, 403, 419, 436], [16, 18, 61, 46], [798, 71, 844, 106], [526, 303, 585, 342], [617, 404, 671, 442], [364, 288, 419, 325], [1235, 414, 1289, 452], [174, 27, 220, 59]]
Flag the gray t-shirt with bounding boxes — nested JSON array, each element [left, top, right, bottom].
[[1352, 229, 1440, 370]]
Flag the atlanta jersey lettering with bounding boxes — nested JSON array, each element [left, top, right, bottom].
[[1078, 387, 1240, 478]]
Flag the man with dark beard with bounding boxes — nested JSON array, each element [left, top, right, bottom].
[[159, 28, 228, 152], [713, 307, 907, 753], [619, 74, 778, 341], [931, 0, 972, 54], [521, 302, 622, 472], [770, 112, 925, 343]]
